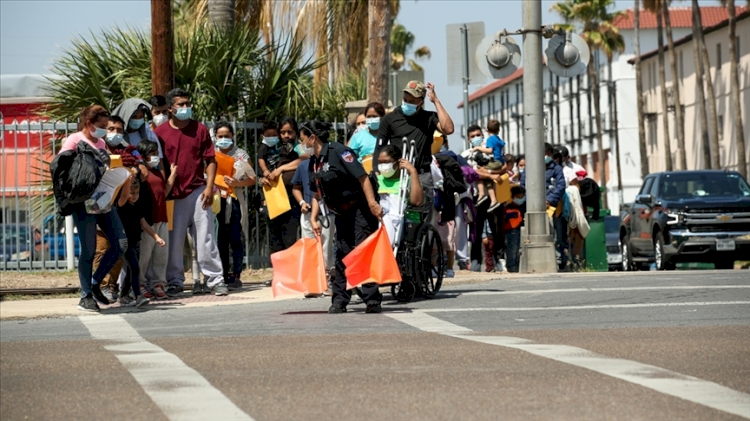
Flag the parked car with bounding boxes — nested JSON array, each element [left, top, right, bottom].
[[604, 216, 622, 270], [42, 215, 81, 261], [620, 170, 750, 270], [0, 223, 49, 264]]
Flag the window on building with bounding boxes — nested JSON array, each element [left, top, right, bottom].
[[718, 115, 724, 140], [647, 114, 658, 147], [717, 43, 722, 70]]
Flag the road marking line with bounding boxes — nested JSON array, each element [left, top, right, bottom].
[[417, 301, 750, 312], [79, 315, 254, 421], [386, 312, 750, 419], [454, 285, 750, 296]]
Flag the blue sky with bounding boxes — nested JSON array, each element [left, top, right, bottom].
[[1, 0, 623, 132]]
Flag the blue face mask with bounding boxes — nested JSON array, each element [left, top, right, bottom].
[[91, 126, 107, 139], [366, 117, 380, 130], [470, 136, 484, 147], [128, 118, 145, 130], [513, 197, 526, 206], [401, 102, 419, 116], [262, 136, 280, 147], [215, 137, 233, 149], [544, 156, 552, 164], [175, 107, 192, 121]]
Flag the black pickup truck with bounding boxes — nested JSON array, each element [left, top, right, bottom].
[[620, 170, 750, 270]]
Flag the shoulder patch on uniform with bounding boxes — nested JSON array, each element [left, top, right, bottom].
[[341, 151, 354, 163]]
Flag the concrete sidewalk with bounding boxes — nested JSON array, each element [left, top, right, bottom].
[[0, 271, 508, 320]]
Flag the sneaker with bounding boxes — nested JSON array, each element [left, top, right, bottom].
[[365, 301, 382, 314], [91, 284, 113, 305], [152, 285, 167, 300], [228, 275, 243, 291], [475, 195, 488, 206], [192, 281, 204, 295], [77, 296, 100, 312], [496, 259, 508, 273], [166, 285, 183, 297], [211, 283, 229, 296], [488, 202, 502, 213], [101, 287, 116, 303], [118, 295, 136, 307], [457, 261, 469, 271], [328, 304, 347, 314], [135, 295, 150, 308], [262, 280, 272, 287], [140, 286, 153, 299], [445, 269, 455, 278]]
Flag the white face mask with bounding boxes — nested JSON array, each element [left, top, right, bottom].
[[147, 156, 160, 168], [152, 114, 168, 127], [378, 163, 397, 178]]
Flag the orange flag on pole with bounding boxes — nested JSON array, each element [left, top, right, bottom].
[[271, 237, 327, 297], [343, 225, 402, 290]]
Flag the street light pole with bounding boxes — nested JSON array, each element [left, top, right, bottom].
[[520, 0, 557, 273], [461, 24, 471, 148]]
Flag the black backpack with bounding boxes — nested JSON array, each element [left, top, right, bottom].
[[578, 178, 601, 220], [50, 141, 108, 216]]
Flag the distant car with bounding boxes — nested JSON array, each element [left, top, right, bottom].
[[42, 215, 81, 261], [0, 223, 49, 265], [604, 215, 623, 270]]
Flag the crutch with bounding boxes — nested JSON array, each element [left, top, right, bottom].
[[391, 138, 416, 256]]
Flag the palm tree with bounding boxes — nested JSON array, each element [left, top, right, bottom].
[[645, 0, 673, 171], [391, 23, 432, 71], [693, 0, 721, 169], [207, 0, 235, 29], [661, 0, 687, 170], [368, 0, 392, 105], [724, 0, 747, 177], [690, 0, 712, 169], [552, 0, 624, 207], [634, 0, 649, 178]]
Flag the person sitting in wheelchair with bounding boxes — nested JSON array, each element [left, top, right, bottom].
[[375, 144, 424, 245]]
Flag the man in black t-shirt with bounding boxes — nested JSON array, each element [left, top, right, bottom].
[[376, 80, 455, 220]]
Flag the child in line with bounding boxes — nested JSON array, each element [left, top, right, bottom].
[[472, 120, 506, 212], [136, 139, 177, 299], [504, 186, 526, 273], [376, 144, 424, 245], [481, 220, 495, 273]]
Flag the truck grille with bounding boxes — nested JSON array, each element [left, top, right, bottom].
[[689, 223, 750, 233]]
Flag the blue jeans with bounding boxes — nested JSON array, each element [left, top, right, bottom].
[[553, 215, 569, 270], [72, 205, 126, 298], [506, 227, 521, 273]]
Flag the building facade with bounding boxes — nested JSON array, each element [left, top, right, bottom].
[[459, 6, 741, 214]]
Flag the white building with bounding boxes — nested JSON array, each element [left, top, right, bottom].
[[633, 9, 749, 174], [459, 6, 739, 214]]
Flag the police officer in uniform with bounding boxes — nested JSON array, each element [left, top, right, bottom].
[[304, 120, 384, 314]]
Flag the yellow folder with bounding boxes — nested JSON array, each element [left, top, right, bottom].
[[263, 178, 291, 219], [214, 152, 236, 197], [362, 155, 373, 174], [493, 174, 512, 204]]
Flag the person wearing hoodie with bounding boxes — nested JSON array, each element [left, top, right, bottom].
[[112, 98, 164, 168]]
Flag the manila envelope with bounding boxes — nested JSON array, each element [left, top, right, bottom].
[[493, 173, 513, 204], [263, 178, 291, 219], [362, 155, 373, 174], [166, 200, 174, 231]]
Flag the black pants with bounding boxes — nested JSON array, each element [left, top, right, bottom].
[[270, 204, 300, 253], [470, 200, 505, 271], [332, 201, 382, 308], [218, 197, 245, 277]]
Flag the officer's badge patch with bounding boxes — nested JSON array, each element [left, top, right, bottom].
[[341, 151, 354, 163]]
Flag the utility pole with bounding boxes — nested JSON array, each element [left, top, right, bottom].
[[461, 24, 471, 149], [519, 0, 557, 274], [151, 0, 174, 96]]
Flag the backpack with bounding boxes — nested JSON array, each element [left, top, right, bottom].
[[578, 178, 601, 220], [50, 141, 108, 216]]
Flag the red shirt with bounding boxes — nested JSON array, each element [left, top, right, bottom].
[[145, 169, 168, 223], [154, 120, 215, 199]]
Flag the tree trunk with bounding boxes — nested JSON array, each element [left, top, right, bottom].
[[207, 0, 234, 29], [691, 0, 711, 169], [634, 0, 649, 178], [589, 60, 608, 209], [656, 6, 673, 171], [367, 0, 391, 105], [694, 0, 721, 169], [662, 0, 686, 170], [728, 0, 747, 178], [151, 0, 174, 96]]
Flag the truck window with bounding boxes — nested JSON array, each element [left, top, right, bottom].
[[659, 172, 750, 199], [639, 177, 654, 196]]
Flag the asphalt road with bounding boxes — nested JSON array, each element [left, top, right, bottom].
[[1, 270, 749, 421]]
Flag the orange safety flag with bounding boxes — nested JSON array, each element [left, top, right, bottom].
[[342, 225, 401, 290], [262, 177, 291, 219], [271, 237, 327, 297], [214, 152, 235, 198], [362, 155, 373, 174]]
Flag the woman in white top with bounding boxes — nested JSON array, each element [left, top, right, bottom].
[[375, 144, 423, 245]]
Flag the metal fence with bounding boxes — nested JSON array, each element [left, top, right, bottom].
[[0, 116, 351, 272]]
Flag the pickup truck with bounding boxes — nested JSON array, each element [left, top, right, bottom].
[[620, 170, 750, 270]]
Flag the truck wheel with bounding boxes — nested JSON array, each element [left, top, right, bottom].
[[621, 237, 632, 271], [714, 260, 735, 270], [654, 232, 676, 271]]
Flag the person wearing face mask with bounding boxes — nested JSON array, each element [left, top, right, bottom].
[[213, 121, 256, 291], [113, 98, 165, 168], [510, 155, 525, 182], [55, 105, 129, 312], [376, 81, 455, 223], [135, 139, 177, 299], [503, 186, 526, 273], [258, 120, 302, 274], [303, 120, 384, 314], [149, 95, 169, 130], [374, 144, 424, 246], [348, 102, 385, 163], [154, 87, 228, 296]]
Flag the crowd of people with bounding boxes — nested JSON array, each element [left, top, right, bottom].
[[51, 80, 599, 314]]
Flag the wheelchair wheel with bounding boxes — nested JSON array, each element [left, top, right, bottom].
[[415, 224, 444, 298], [390, 281, 415, 303]]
